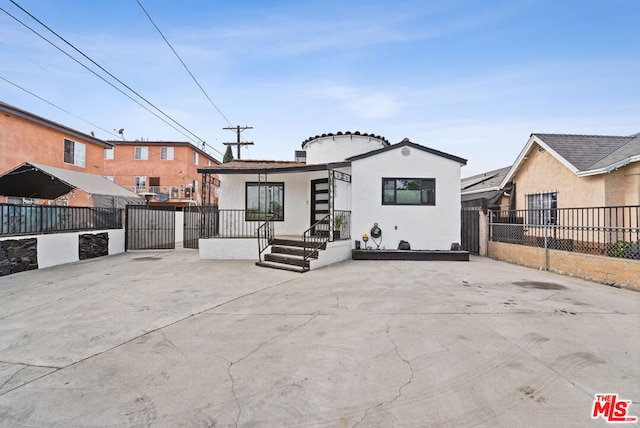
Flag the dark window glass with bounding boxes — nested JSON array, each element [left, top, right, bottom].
[[382, 178, 435, 205], [246, 182, 284, 221]]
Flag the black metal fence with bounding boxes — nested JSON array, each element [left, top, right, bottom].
[[125, 205, 175, 250], [333, 210, 351, 240], [489, 206, 640, 259], [201, 209, 271, 238], [461, 208, 480, 253], [1, 203, 122, 237]]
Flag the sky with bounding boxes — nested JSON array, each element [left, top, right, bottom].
[[1, 0, 639, 177]]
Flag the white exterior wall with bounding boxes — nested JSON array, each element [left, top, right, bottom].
[[351, 147, 463, 250], [199, 238, 257, 259], [0, 229, 125, 269], [175, 211, 184, 245], [303, 135, 387, 164], [309, 240, 352, 269], [218, 170, 333, 235]]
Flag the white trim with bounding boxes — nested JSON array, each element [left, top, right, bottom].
[[500, 134, 578, 188], [576, 155, 640, 177], [461, 185, 502, 195]]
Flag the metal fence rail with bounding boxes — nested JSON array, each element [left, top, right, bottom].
[[1, 203, 123, 237], [489, 206, 640, 259], [334, 210, 351, 240], [201, 209, 271, 238]]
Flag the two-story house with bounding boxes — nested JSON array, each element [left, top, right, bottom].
[[104, 141, 220, 207]]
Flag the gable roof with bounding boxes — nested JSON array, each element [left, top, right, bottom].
[[461, 166, 511, 195], [346, 139, 467, 165], [0, 101, 112, 148], [501, 132, 640, 186]]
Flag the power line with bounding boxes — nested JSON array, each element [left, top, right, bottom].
[[136, 0, 234, 127], [7, 0, 208, 145], [0, 5, 205, 147], [0, 74, 119, 138]]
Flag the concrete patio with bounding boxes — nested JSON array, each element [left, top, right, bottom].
[[0, 250, 638, 427]]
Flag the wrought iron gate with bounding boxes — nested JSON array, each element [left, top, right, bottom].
[[183, 205, 218, 249], [125, 205, 176, 250], [183, 205, 200, 249], [461, 208, 480, 254]]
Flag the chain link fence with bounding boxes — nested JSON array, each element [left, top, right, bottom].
[[489, 206, 640, 259]]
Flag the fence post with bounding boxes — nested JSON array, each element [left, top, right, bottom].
[[544, 223, 549, 271], [486, 210, 492, 257]]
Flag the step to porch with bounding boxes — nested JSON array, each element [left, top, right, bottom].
[[256, 238, 327, 272]]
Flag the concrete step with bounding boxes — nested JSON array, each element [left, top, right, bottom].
[[271, 245, 319, 259], [271, 239, 327, 251], [264, 253, 309, 268], [255, 261, 307, 273]]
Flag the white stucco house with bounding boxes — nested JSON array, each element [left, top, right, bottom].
[[198, 132, 467, 271]]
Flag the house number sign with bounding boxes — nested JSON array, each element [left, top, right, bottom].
[[333, 171, 351, 183]]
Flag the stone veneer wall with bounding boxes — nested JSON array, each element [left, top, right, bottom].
[[0, 238, 38, 276], [79, 233, 109, 260], [488, 241, 640, 289]]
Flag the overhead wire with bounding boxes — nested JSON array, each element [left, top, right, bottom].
[[7, 0, 215, 151], [135, 0, 252, 153], [0, 5, 207, 148], [136, 0, 234, 128], [0, 74, 120, 138]]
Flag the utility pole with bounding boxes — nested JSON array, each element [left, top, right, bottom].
[[223, 126, 254, 159]]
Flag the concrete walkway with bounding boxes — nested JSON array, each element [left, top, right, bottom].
[[0, 250, 638, 427]]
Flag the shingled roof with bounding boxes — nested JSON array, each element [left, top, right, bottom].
[[501, 132, 640, 186], [533, 133, 638, 172]]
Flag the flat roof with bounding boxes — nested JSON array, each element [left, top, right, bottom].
[[198, 160, 350, 174]]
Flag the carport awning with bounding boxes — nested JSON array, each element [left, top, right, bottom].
[[0, 162, 142, 201]]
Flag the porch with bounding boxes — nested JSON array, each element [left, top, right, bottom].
[[197, 161, 354, 271], [197, 207, 352, 271]]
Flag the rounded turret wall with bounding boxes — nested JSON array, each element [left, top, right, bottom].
[[301, 131, 389, 164]]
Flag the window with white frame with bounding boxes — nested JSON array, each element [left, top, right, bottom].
[[160, 147, 174, 160], [193, 151, 199, 165], [104, 148, 114, 160], [526, 192, 558, 225], [134, 146, 148, 160], [134, 176, 147, 192], [382, 178, 435, 205], [63, 138, 86, 167]]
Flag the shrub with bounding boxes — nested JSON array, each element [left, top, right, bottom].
[[607, 240, 633, 258]]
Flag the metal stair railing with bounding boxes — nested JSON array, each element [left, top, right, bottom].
[[302, 214, 330, 271], [257, 219, 274, 262]]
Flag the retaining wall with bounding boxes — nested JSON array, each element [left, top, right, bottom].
[[0, 229, 125, 275], [488, 241, 640, 289]]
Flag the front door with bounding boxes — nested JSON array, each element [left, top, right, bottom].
[[310, 178, 329, 227]]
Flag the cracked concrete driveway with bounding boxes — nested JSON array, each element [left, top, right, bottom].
[[0, 250, 638, 427]]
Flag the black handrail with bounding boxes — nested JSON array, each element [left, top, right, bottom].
[[257, 219, 274, 262], [302, 214, 330, 270]]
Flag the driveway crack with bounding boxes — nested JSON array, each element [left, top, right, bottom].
[[353, 324, 414, 427], [227, 312, 319, 427]]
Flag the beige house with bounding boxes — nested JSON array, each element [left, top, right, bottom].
[[501, 133, 640, 210]]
